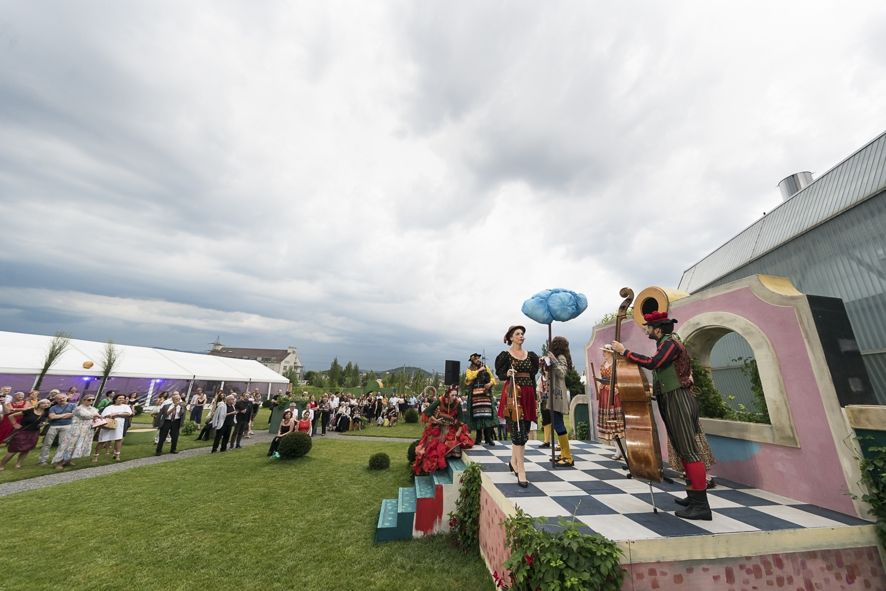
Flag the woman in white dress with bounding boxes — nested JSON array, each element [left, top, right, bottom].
[[51, 394, 100, 470], [95, 392, 133, 462]]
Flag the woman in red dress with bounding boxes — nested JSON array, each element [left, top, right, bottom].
[[495, 325, 539, 488], [0, 391, 30, 444], [412, 386, 474, 475], [297, 410, 313, 435]]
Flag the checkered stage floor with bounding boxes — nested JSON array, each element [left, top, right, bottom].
[[463, 440, 870, 541]]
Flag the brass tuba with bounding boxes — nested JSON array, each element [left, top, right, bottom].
[[632, 286, 690, 327]]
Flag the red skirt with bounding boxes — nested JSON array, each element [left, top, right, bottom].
[[412, 421, 474, 475], [496, 383, 537, 423], [7, 429, 39, 453]]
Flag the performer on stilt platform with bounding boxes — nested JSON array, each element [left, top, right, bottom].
[[611, 311, 713, 521], [543, 336, 574, 467], [495, 325, 539, 488], [465, 353, 498, 445]]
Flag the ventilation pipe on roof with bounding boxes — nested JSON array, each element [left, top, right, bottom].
[[777, 171, 814, 201]]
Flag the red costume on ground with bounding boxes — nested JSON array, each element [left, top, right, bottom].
[[412, 391, 474, 475]]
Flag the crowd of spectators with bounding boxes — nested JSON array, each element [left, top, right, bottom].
[[2, 384, 446, 472], [0, 384, 268, 471]]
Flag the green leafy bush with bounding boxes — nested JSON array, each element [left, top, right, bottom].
[[693, 358, 770, 424], [133, 404, 144, 416], [692, 359, 730, 419], [368, 452, 390, 470], [404, 408, 420, 423], [277, 431, 312, 459], [502, 509, 624, 591], [180, 420, 198, 436], [575, 421, 590, 441], [449, 463, 482, 552], [407, 440, 419, 464], [857, 441, 886, 549]]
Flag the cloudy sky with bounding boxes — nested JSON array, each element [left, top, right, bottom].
[[1, 1, 884, 373]]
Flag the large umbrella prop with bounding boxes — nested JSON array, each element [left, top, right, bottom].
[[521, 288, 588, 465]]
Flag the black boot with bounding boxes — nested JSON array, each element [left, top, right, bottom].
[[675, 489, 712, 521]]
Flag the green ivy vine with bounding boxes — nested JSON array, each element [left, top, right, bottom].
[[449, 462, 483, 552], [858, 442, 886, 549], [497, 509, 624, 591]]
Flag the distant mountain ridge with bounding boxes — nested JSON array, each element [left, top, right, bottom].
[[377, 366, 432, 377]]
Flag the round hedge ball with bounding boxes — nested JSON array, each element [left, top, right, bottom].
[[369, 452, 391, 470], [407, 439, 419, 464], [403, 408, 419, 423], [277, 431, 312, 459]]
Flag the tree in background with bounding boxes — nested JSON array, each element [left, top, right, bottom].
[[97, 340, 120, 401], [34, 331, 70, 391], [304, 371, 326, 388], [328, 358, 343, 387]]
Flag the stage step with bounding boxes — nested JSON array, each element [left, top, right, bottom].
[[374, 498, 403, 543], [374, 458, 469, 543]]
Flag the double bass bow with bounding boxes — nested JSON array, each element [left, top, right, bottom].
[[506, 361, 522, 422], [608, 287, 663, 483]]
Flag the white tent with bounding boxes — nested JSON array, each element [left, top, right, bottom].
[[0, 330, 289, 385]]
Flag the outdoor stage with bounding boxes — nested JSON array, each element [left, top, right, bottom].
[[469, 440, 885, 591]]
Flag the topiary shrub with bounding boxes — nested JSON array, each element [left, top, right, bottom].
[[403, 408, 419, 423], [278, 431, 312, 459], [369, 452, 390, 470], [575, 421, 590, 440], [133, 404, 144, 416], [407, 439, 420, 464], [180, 420, 198, 436]]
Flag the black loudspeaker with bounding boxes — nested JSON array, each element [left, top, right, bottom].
[[444, 360, 460, 386], [807, 295, 876, 407]]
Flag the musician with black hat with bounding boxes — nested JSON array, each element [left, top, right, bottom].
[[465, 353, 498, 445], [611, 311, 712, 521]]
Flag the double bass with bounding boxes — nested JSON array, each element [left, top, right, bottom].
[[608, 287, 663, 482]]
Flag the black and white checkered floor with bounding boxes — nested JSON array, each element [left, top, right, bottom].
[[464, 440, 870, 541]]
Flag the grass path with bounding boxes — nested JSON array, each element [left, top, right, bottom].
[[0, 409, 274, 485], [0, 437, 495, 591]]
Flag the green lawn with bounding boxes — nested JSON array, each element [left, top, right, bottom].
[[0, 438, 495, 591], [0, 409, 273, 484], [0, 429, 213, 484]]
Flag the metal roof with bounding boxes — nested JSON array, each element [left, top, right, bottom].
[[679, 131, 886, 292]]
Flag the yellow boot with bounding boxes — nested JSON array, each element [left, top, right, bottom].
[[540, 424, 552, 448], [555, 434, 574, 467]]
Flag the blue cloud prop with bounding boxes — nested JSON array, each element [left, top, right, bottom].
[[521, 288, 588, 324]]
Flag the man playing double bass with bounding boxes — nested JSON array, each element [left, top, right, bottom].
[[611, 311, 712, 521]]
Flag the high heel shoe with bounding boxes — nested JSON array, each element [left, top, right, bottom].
[[517, 478, 529, 488], [113, 451, 121, 462], [508, 461, 515, 475]]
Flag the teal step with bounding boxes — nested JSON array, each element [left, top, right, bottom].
[[397, 487, 416, 537], [432, 471, 453, 486], [398, 486, 417, 513], [447, 457, 466, 480], [414, 475, 436, 499], [375, 498, 401, 543]]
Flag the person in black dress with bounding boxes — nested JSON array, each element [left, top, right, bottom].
[[267, 410, 296, 456], [495, 325, 539, 488]]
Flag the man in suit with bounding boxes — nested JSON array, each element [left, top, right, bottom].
[[211, 395, 237, 453], [229, 392, 252, 449], [155, 392, 185, 456]]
